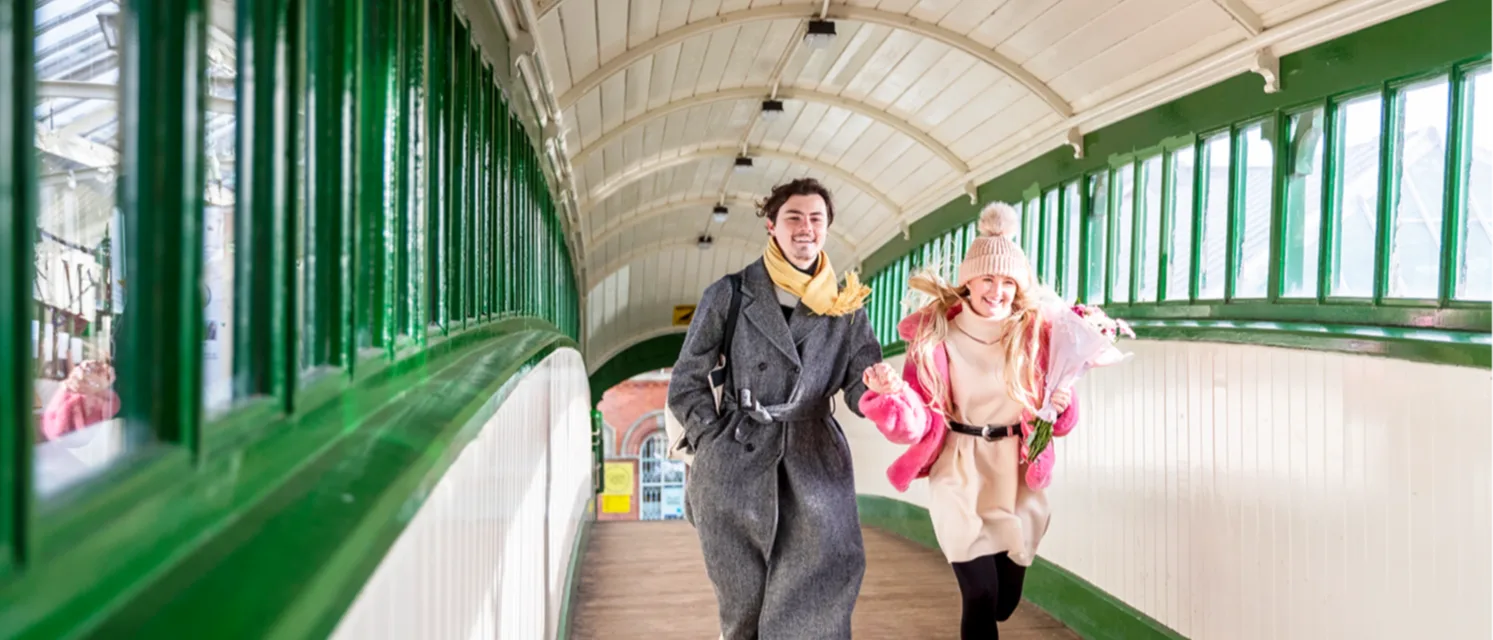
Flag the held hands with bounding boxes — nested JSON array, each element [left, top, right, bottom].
[[862, 362, 905, 396], [1049, 388, 1072, 413]]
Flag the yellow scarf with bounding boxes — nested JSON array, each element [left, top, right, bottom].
[[764, 240, 871, 317]]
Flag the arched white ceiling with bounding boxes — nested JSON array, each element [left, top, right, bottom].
[[494, 0, 1440, 363]]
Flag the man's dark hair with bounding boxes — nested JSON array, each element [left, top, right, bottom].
[[756, 178, 835, 226]]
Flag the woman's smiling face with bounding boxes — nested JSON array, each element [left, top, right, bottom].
[[965, 275, 1019, 319]]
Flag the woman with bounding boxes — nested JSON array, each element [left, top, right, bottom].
[[858, 201, 1079, 639]]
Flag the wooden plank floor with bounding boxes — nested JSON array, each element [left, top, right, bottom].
[[570, 520, 1078, 639]]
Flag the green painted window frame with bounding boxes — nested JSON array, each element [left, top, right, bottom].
[[0, 0, 581, 633], [860, 23, 1491, 366]]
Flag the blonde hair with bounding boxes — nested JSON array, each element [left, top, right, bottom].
[[905, 267, 1047, 421]]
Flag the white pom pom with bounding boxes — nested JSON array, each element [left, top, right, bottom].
[[977, 202, 1021, 240]]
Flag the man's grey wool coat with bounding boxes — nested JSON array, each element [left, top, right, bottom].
[[668, 258, 883, 640]]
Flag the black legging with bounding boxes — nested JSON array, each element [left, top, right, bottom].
[[950, 552, 1027, 639]]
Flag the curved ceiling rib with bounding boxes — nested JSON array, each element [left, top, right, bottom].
[[588, 194, 858, 251], [587, 237, 766, 290], [571, 87, 970, 173], [581, 145, 903, 219], [556, 5, 1073, 118]]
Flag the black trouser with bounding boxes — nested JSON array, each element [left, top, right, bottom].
[[950, 552, 1026, 639]]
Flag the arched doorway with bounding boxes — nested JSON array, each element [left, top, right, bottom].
[[638, 426, 686, 521]]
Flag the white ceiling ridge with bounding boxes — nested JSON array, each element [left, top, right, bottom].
[[587, 193, 762, 246], [586, 237, 765, 290], [587, 200, 860, 258], [585, 325, 689, 375], [856, 0, 1437, 263], [554, 4, 1073, 119], [579, 144, 904, 219], [569, 85, 970, 173], [38, 80, 235, 114]]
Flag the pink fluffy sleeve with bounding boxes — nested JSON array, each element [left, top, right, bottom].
[[1052, 395, 1080, 437], [857, 360, 932, 445]]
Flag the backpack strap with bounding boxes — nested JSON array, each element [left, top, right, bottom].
[[708, 273, 745, 393]]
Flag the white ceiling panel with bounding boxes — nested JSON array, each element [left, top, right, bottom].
[[513, 0, 1434, 360]]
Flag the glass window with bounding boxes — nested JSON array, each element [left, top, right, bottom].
[[1137, 155, 1163, 302], [31, 1, 137, 496], [1111, 164, 1135, 304], [1458, 66, 1492, 301], [1166, 146, 1196, 301], [1063, 180, 1082, 301], [1042, 188, 1059, 285], [1023, 197, 1039, 256], [1085, 172, 1109, 303], [1282, 108, 1326, 298], [1332, 93, 1383, 298], [203, 0, 237, 413], [1236, 122, 1275, 299], [1198, 133, 1231, 299], [1387, 77, 1451, 299]]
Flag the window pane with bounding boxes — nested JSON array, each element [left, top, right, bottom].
[[1085, 173, 1109, 303], [1063, 181, 1082, 301], [1198, 133, 1231, 299], [1332, 94, 1383, 298], [203, 1, 237, 413], [1024, 197, 1039, 256], [1137, 155, 1163, 302], [1112, 164, 1135, 304], [1388, 77, 1450, 299], [32, 2, 140, 496], [1459, 67, 1492, 301], [1282, 108, 1326, 298], [1042, 188, 1059, 284], [1166, 146, 1196, 301], [1237, 122, 1275, 299]]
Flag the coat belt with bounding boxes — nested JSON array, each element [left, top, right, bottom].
[[720, 393, 832, 425]]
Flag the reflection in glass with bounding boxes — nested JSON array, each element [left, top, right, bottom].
[[31, 0, 140, 496], [1112, 164, 1134, 304], [1042, 188, 1059, 284], [1387, 77, 1450, 299], [204, 0, 237, 412], [1167, 146, 1195, 301], [1062, 181, 1081, 301], [1459, 67, 1492, 301], [1237, 122, 1275, 299], [1332, 94, 1382, 298], [1198, 133, 1231, 299], [1137, 155, 1163, 302], [1085, 173, 1109, 303], [1283, 108, 1325, 298]]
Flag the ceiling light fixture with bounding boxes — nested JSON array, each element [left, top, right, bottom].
[[804, 20, 836, 50], [761, 99, 784, 122], [712, 204, 728, 224], [697, 234, 714, 250], [733, 156, 753, 173]]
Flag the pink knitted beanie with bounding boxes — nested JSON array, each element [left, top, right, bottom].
[[956, 202, 1031, 291]]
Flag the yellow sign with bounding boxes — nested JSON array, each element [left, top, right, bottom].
[[602, 462, 634, 496], [601, 494, 632, 514], [672, 305, 696, 326]]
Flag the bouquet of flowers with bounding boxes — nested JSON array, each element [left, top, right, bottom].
[[1025, 304, 1134, 461]]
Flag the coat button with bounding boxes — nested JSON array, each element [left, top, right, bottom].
[[745, 443, 756, 453], [757, 362, 768, 371]]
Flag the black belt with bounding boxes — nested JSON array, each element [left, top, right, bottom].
[[948, 420, 1022, 441], [719, 394, 832, 423]]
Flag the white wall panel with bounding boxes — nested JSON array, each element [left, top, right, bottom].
[[330, 350, 593, 640], [839, 342, 1492, 640]]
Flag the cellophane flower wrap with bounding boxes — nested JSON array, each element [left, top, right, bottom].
[[1025, 304, 1134, 461]]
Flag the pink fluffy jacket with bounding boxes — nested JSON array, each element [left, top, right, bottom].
[[857, 304, 1080, 492]]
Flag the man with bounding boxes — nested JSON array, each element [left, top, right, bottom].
[[668, 178, 883, 639]]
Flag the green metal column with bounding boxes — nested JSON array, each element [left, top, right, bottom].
[[0, 0, 36, 570], [118, 0, 208, 448]]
